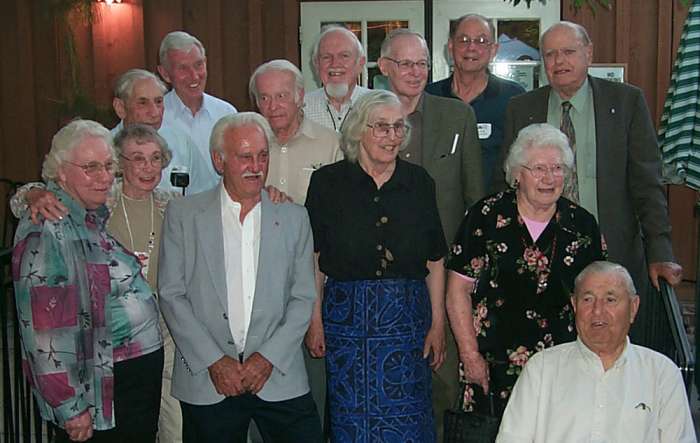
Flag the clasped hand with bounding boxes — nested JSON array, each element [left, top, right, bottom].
[[208, 353, 273, 397]]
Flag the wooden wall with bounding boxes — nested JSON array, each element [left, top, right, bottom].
[[1, 0, 696, 269]]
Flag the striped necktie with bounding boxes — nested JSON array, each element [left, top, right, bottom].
[[560, 101, 579, 203]]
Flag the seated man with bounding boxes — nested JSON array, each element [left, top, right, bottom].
[[496, 261, 695, 443]]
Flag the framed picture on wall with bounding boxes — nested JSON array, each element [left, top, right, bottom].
[[490, 61, 541, 91], [588, 63, 627, 83]]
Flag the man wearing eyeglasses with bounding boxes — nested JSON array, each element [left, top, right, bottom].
[[304, 25, 370, 131], [426, 14, 525, 192], [502, 21, 682, 349], [378, 28, 484, 442]]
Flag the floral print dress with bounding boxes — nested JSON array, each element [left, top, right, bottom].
[[446, 190, 606, 415]]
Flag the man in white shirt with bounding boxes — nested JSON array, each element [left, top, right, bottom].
[[497, 261, 695, 443], [158, 31, 237, 186], [112, 69, 216, 195], [249, 59, 340, 205], [158, 113, 322, 443], [304, 25, 370, 131]]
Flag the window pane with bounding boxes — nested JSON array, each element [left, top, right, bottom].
[[321, 21, 362, 42], [495, 19, 540, 62], [367, 21, 408, 61]]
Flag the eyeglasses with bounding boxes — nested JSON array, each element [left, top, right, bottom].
[[384, 57, 430, 71], [65, 160, 117, 177], [453, 35, 492, 47], [120, 153, 164, 169], [521, 164, 567, 179], [366, 122, 408, 138]]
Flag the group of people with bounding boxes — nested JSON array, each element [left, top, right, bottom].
[[10, 12, 694, 443]]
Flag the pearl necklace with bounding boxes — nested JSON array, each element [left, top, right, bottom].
[[121, 192, 156, 256]]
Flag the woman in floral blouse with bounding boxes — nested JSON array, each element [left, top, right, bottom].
[[445, 123, 606, 416], [12, 120, 163, 442]]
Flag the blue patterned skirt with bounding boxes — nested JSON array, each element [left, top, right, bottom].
[[323, 278, 435, 443]]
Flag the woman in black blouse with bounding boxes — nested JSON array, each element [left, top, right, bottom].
[[305, 90, 446, 443], [445, 123, 606, 416]]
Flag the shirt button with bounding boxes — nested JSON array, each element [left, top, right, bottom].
[[373, 196, 380, 203], [376, 270, 383, 277], [280, 178, 286, 184], [376, 244, 383, 251], [405, 153, 411, 158], [380, 216, 389, 224], [281, 147, 288, 153]]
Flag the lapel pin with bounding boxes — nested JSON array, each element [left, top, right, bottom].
[[611, 108, 616, 114], [274, 221, 280, 226]]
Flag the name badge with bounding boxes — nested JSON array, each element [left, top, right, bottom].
[[477, 123, 492, 140]]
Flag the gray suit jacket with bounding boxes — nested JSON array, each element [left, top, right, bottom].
[[502, 76, 674, 293], [158, 186, 316, 405], [420, 93, 484, 244]]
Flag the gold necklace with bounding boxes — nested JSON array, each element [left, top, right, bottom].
[[120, 192, 155, 255]]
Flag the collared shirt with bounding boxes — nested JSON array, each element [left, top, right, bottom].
[[305, 158, 447, 280], [304, 85, 371, 131], [111, 121, 219, 195], [161, 90, 236, 185], [267, 117, 341, 204], [220, 186, 261, 353], [426, 73, 525, 190], [400, 94, 424, 164], [547, 79, 599, 220], [12, 182, 162, 429], [497, 338, 696, 443]]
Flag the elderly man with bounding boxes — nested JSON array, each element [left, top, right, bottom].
[[249, 59, 340, 204], [377, 28, 484, 440], [502, 21, 682, 347], [158, 113, 322, 443], [426, 14, 524, 191], [304, 25, 370, 131], [158, 31, 237, 186], [496, 261, 695, 443]]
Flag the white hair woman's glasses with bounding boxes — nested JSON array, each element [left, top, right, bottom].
[[366, 122, 408, 138], [521, 163, 567, 180], [119, 153, 164, 169], [64, 160, 117, 178]]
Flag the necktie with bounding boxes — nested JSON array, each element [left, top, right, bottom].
[[560, 101, 579, 203]]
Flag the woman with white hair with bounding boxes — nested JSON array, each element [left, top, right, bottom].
[[305, 90, 447, 442], [445, 123, 606, 417], [12, 120, 164, 442]]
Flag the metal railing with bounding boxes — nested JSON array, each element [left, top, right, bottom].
[[658, 279, 695, 393]]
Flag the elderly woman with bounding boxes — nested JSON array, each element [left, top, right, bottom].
[[11, 123, 183, 442], [304, 90, 446, 442], [445, 123, 606, 416], [12, 120, 163, 442]]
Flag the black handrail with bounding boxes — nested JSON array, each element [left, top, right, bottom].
[[1, 247, 54, 442], [659, 279, 695, 394]]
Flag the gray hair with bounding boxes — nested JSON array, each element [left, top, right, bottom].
[[450, 14, 496, 40], [159, 31, 206, 69], [380, 29, 430, 61], [113, 124, 172, 170], [210, 112, 274, 154], [42, 119, 115, 182], [311, 24, 365, 74], [249, 59, 304, 106], [114, 68, 167, 101], [503, 123, 574, 187], [340, 90, 411, 162], [574, 261, 638, 298], [540, 21, 592, 51]]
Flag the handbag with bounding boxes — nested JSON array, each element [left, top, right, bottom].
[[443, 385, 501, 443]]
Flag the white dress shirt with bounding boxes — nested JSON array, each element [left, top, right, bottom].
[[220, 186, 261, 354], [497, 338, 696, 443], [111, 121, 218, 195], [303, 85, 370, 131], [161, 90, 236, 186]]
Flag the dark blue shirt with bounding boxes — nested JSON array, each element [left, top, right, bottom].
[[426, 73, 525, 191]]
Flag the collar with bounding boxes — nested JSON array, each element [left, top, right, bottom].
[[409, 93, 426, 117], [346, 157, 413, 191], [219, 182, 262, 213], [48, 181, 109, 227], [551, 77, 590, 111], [575, 336, 630, 370], [167, 89, 210, 118], [324, 85, 365, 109]]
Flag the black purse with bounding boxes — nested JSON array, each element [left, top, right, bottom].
[[443, 386, 501, 443]]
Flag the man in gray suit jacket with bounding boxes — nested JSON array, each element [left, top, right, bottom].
[[377, 29, 484, 441], [158, 112, 322, 443], [502, 21, 683, 347]]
